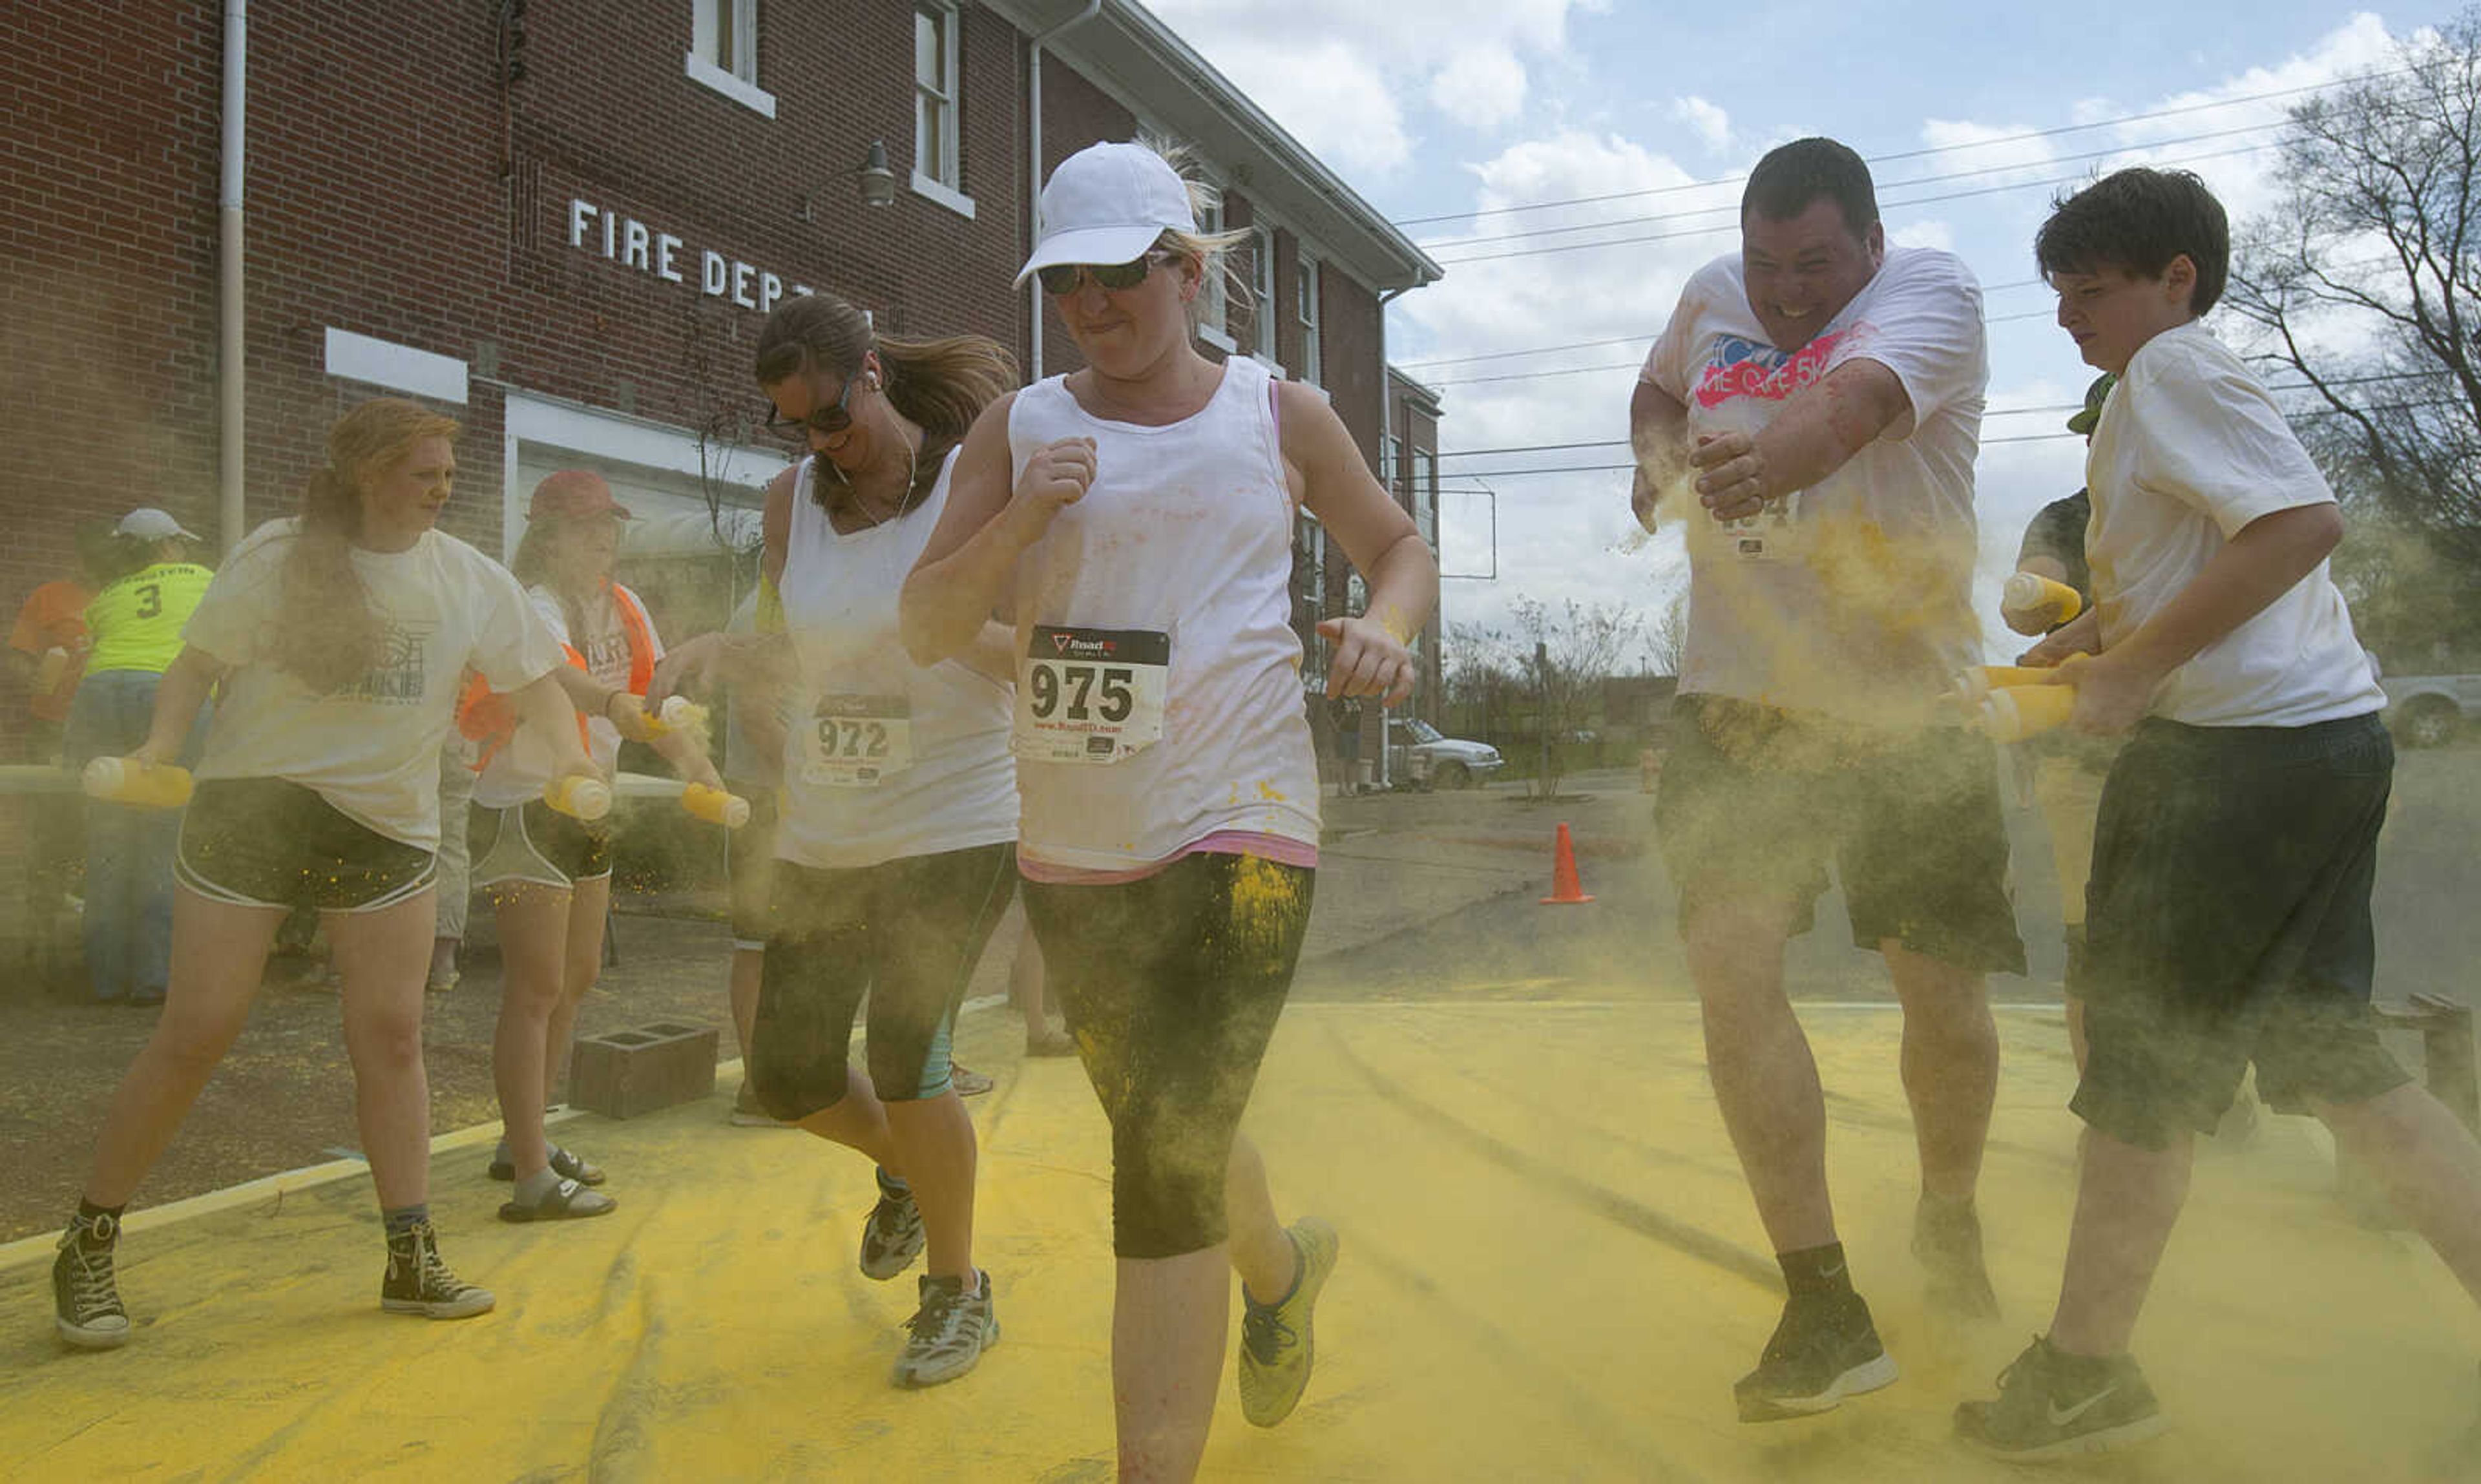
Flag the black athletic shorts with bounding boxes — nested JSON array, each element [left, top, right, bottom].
[[177, 777, 436, 914], [468, 799, 612, 892], [2071, 713, 2409, 1149], [1655, 695, 2026, 973]]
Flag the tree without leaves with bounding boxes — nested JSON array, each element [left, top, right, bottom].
[[2223, 12, 2481, 660]]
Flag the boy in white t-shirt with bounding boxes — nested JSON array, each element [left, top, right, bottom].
[[1958, 167, 2481, 1461]]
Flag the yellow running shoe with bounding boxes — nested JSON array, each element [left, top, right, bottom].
[[1238, 1218, 1339, 1427]]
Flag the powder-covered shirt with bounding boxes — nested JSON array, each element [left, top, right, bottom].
[[2084, 320, 2384, 727], [1641, 246, 1989, 726], [183, 518, 563, 849]]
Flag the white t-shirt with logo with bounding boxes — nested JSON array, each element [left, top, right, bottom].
[[472, 583, 664, 810], [2086, 320, 2384, 727], [1641, 246, 1989, 725], [183, 518, 564, 850]]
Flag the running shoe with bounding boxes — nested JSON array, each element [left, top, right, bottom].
[[1913, 1194, 2000, 1320], [950, 1063, 995, 1098], [381, 1220, 496, 1320], [1954, 1335, 2166, 1459], [1734, 1291, 1898, 1422], [52, 1214, 129, 1350], [892, 1270, 1000, 1388], [859, 1169, 925, 1280], [498, 1176, 618, 1223], [1239, 1218, 1339, 1427]]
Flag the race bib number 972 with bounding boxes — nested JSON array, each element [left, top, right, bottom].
[[801, 693, 914, 788], [1013, 626, 1169, 765]]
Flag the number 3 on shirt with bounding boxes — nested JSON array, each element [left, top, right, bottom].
[[1013, 625, 1169, 765]]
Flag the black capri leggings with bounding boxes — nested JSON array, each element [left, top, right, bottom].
[[748, 842, 1016, 1121], [1022, 852, 1315, 1260]]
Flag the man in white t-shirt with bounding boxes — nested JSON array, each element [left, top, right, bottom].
[[1631, 137, 2025, 1423], [1956, 166, 2480, 1465]]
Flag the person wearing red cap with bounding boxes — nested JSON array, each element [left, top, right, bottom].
[[903, 138, 1436, 1479], [462, 470, 722, 1222]]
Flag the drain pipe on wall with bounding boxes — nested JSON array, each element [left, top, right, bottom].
[[1026, 0, 1102, 381], [217, 0, 248, 554]]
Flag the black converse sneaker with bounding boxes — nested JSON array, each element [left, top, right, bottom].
[[1734, 1291, 1899, 1422], [892, 1270, 1000, 1388], [52, 1213, 131, 1350], [381, 1220, 496, 1320], [859, 1169, 925, 1281], [1954, 1335, 2167, 1459]]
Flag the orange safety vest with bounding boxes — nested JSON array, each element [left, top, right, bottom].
[[457, 583, 656, 773]]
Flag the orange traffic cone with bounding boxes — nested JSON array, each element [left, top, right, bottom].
[[1541, 822, 1595, 904]]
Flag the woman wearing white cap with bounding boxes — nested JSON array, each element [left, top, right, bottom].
[[902, 138, 1437, 1479], [50, 398, 591, 1350], [61, 508, 213, 1004], [461, 470, 722, 1220]]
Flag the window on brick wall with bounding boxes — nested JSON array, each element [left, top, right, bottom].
[[1411, 446, 1438, 550], [1381, 434, 1403, 494], [1250, 224, 1277, 362], [1296, 251, 1323, 386], [688, 0, 773, 117], [908, 3, 952, 194], [1197, 194, 1234, 351]]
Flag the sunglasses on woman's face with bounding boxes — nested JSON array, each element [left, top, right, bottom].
[[1036, 253, 1175, 297], [763, 370, 863, 444]]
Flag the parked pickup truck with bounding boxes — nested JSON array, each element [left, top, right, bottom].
[[1386, 718, 1506, 789], [2382, 674, 2481, 747]]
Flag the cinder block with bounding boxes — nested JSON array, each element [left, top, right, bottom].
[[569, 1020, 718, 1120]]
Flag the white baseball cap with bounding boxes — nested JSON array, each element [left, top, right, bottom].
[[1014, 141, 1198, 287], [116, 508, 201, 542]]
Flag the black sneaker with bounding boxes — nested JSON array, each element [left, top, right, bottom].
[[1734, 1291, 1899, 1422], [1954, 1335, 2167, 1459], [892, 1270, 1000, 1388], [52, 1214, 130, 1350], [1913, 1195, 2000, 1320], [859, 1169, 925, 1281], [381, 1220, 496, 1320]]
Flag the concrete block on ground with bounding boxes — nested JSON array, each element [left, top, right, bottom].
[[569, 1020, 718, 1119]]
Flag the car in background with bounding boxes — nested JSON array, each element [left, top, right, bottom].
[[2382, 673, 2481, 747], [1387, 718, 1505, 789]]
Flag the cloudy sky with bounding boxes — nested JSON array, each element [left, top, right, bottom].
[[1142, 1, 2455, 659]]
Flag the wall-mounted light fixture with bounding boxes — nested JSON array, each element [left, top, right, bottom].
[[799, 140, 900, 222]]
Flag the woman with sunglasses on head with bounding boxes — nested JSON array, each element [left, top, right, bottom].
[[651, 291, 1021, 1389], [901, 139, 1438, 1481], [50, 398, 591, 1350], [461, 470, 724, 1222]]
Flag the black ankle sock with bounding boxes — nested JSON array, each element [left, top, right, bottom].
[[1779, 1241, 1856, 1301], [382, 1204, 430, 1239], [73, 1199, 124, 1243]]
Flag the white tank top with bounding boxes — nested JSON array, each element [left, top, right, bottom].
[[1006, 355, 1320, 870], [775, 446, 1017, 870]]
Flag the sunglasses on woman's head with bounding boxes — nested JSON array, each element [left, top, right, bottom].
[[1036, 253, 1175, 297], [763, 370, 863, 444]]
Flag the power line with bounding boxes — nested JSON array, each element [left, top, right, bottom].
[[1387, 66, 2413, 229], [1413, 120, 2286, 253], [1429, 142, 2278, 267]]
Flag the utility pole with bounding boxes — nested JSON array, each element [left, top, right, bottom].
[[1534, 638, 1553, 797]]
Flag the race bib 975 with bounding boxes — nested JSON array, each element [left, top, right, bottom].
[[1012, 626, 1168, 765]]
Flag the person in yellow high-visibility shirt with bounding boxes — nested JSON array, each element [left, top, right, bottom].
[[62, 509, 215, 1004]]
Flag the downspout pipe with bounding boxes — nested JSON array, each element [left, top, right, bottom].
[[218, 0, 247, 554], [1374, 282, 1414, 783], [1027, 0, 1102, 381]]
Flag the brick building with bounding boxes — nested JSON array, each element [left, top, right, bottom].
[[0, 1, 1441, 945]]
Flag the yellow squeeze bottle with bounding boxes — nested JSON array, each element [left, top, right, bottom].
[[680, 782, 751, 829], [1977, 684, 2077, 744], [1952, 664, 2057, 702], [35, 647, 70, 691], [640, 695, 708, 739], [81, 757, 194, 809], [2003, 571, 2084, 626], [544, 775, 612, 822]]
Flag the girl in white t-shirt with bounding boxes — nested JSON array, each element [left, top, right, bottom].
[[463, 471, 722, 1222], [902, 140, 1438, 1477], [653, 291, 1021, 1390], [51, 398, 591, 1351]]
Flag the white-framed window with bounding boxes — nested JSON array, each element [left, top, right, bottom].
[[1411, 446, 1438, 549], [1296, 251, 1323, 386], [912, 1, 971, 216], [1251, 224, 1277, 361], [1197, 193, 1234, 352], [1381, 434, 1403, 494], [687, 0, 773, 117]]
